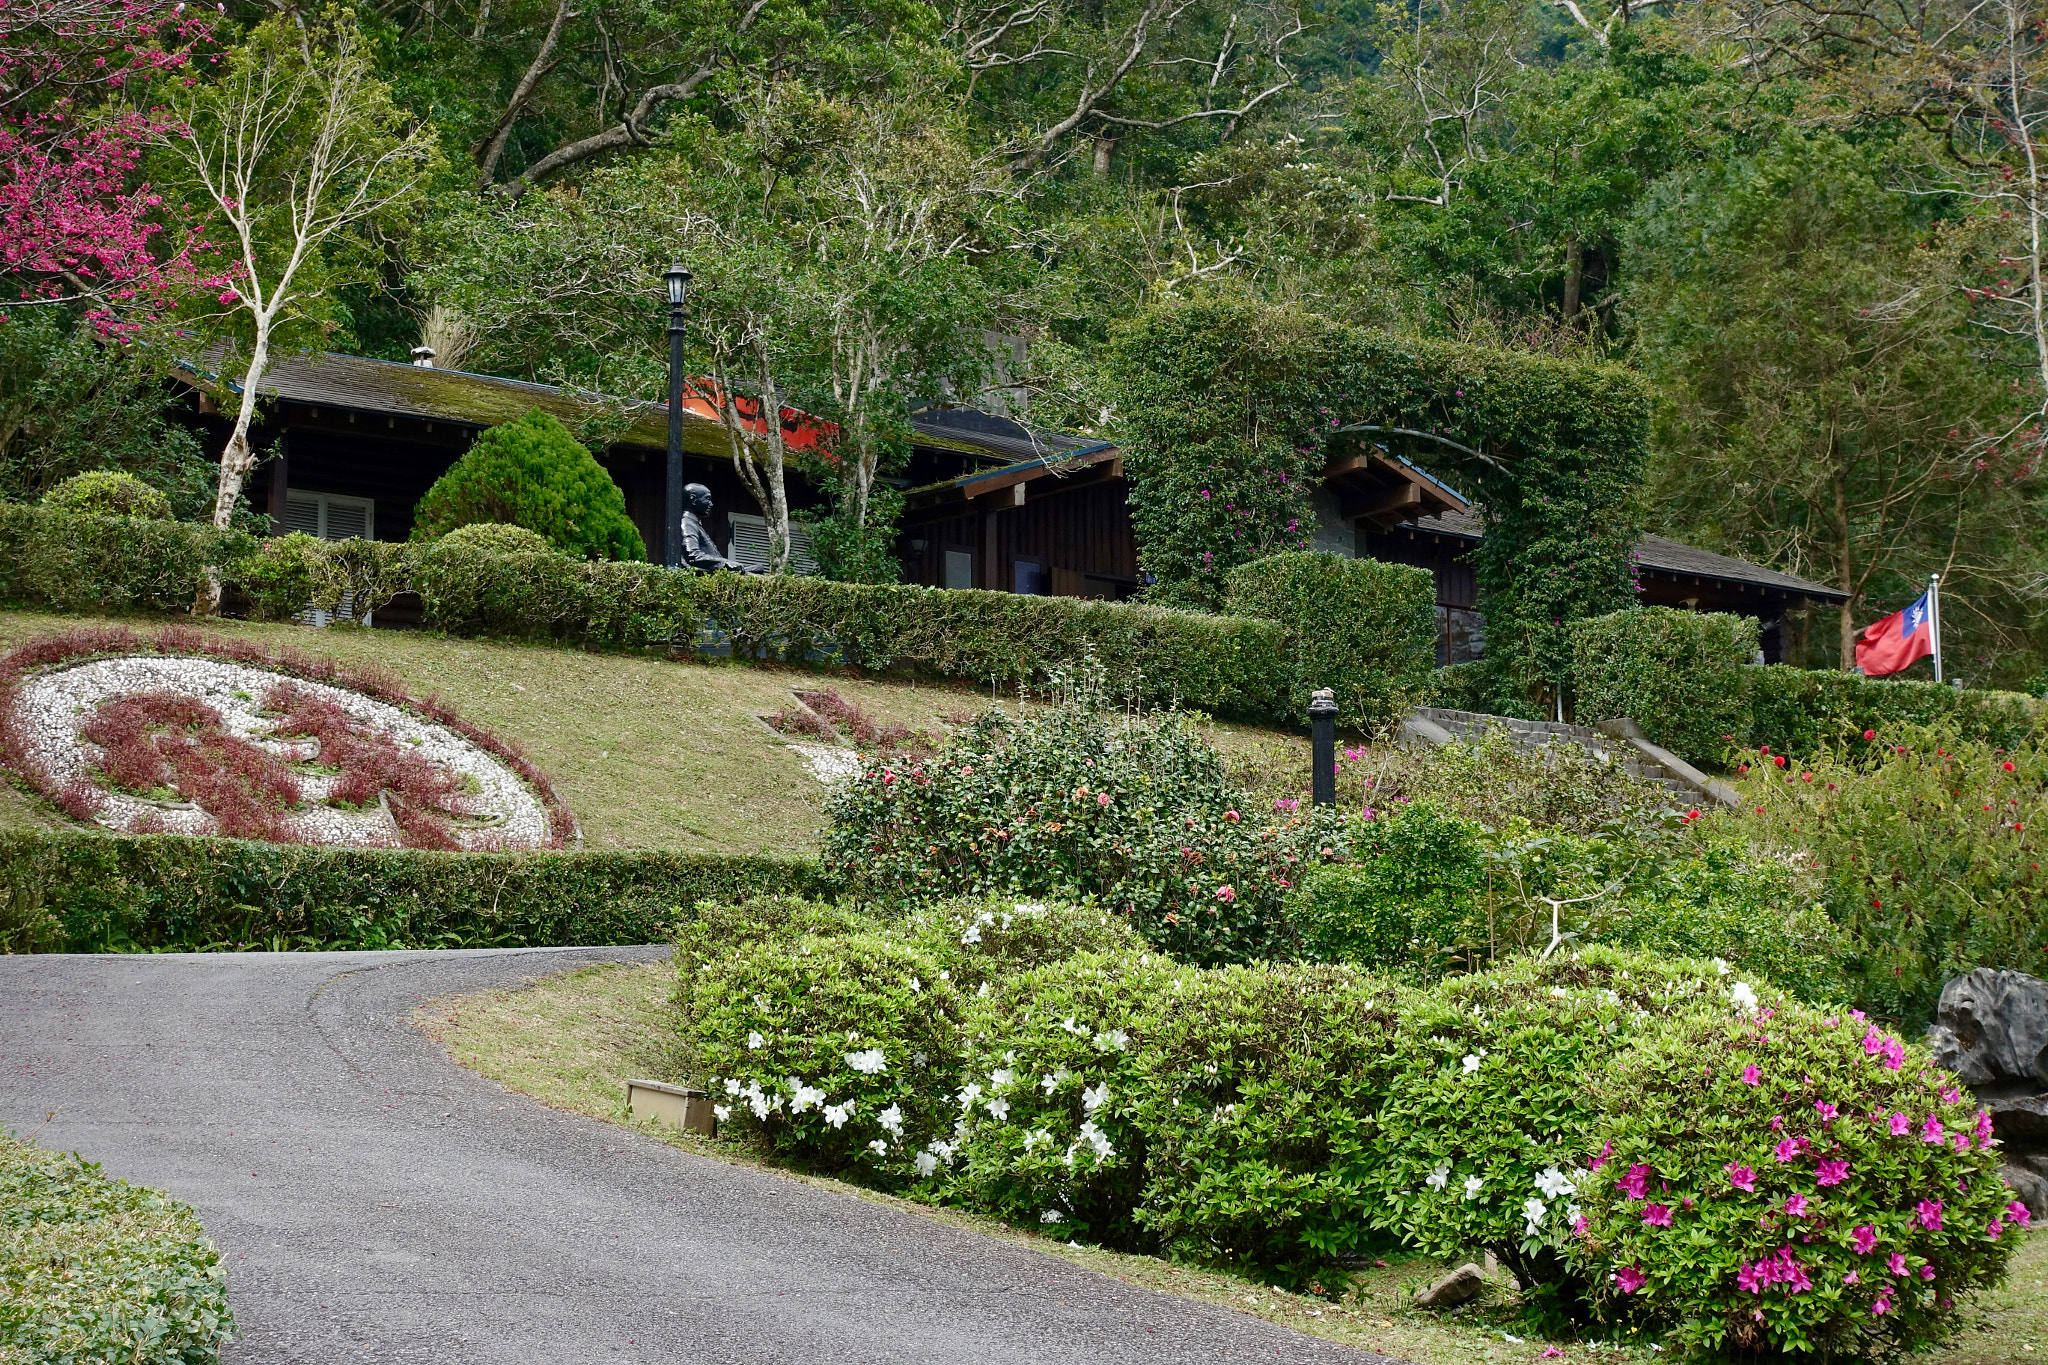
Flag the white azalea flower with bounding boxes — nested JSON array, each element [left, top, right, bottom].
[[908, 976, 922, 994], [914, 1151, 939, 1178], [1549, 986, 1568, 998], [1426, 1163, 1451, 1192], [1094, 1028, 1131, 1052], [748, 1091, 775, 1121], [1039, 1069, 1069, 1094], [1014, 902, 1046, 914], [1463, 1175, 1484, 1201], [868, 1139, 888, 1155], [1078, 1120, 1115, 1159], [1713, 958, 1731, 976], [747, 1031, 766, 1050], [991, 1068, 1016, 1089], [986, 1097, 1011, 1121], [823, 1101, 854, 1128], [1534, 1165, 1576, 1199], [713, 1103, 731, 1123], [1730, 981, 1759, 1013], [878, 1104, 904, 1137], [958, 1082, 983, 1110], [1021, 1128, 1052, 1152], [790, 1083, 826, 1114], [722, 1077, 743, 1096], [961, 917, 986, 945], [1040, 1209, 1064, 1223], [1461, 1052, 1486, 1074], [1567, 1202, 1582, 1225], [978, 982, 991, 998], [1081, 1081, 1111, 1113], [845, 1048, 888, 1075], [1523, 1197, 1548, 1234], [1061, 1015, 1086, 1035]]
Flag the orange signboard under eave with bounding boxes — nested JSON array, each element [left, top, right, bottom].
[[678, 377, 839, 456]]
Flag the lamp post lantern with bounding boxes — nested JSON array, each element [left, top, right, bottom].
[[1309, 688, 1338, 808], [662, 262, 693, 569]]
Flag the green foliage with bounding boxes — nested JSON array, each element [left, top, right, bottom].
[[1361, 949, 1747, 1299], [433, 522, 554, 554], [904, 897, 1144, 994], [408, 542, 705, 652], [681, 927, 964, 1184], [0, 829, 813, 952], [1743, 666, 2041, 759], [1134, 963, 1405, 1289], [822, 696, 1349, 964], [1580, 1004, 2017, 1358], [41, 470, 173, 520], [949, 949, 1192, 1249], [1726, 727, 2048, 1022], [1374, 724, 1666, 834], [1571, 607, 1758, 766], [1106, 297, 1649, 705], [227, 532, 320, 621], [1288, 803, 1485, 979], [1223, 551, 1437, 728], [411, 410, 645, 561], [1, 1135, 236, 1362], [0, 503, 254, 616]]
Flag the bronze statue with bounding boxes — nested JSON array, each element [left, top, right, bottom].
[[680, 483, 765, 573]]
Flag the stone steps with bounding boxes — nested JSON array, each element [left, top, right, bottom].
[[1402, 707, 1708, 801]]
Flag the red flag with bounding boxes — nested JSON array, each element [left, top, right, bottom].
[[1854, 590, 1935, 677]]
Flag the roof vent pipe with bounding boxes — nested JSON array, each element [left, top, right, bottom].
[[410, 346, 436, 368]]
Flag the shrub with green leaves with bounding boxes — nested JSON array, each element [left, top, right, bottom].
[[2, 1134, 236, 1360], [681, 927, 963, 1185], [1571, 606, 1757, 768], [0, 503, 253, 616], [1223, 551, 1436, 728], [1135, 962, 1405, 1290], [1361, 949, 1753, 1303], [411, 410, 645, 560], [432, 522, 554, 555], [823, 698, 1350, 965], [1743, 665, 2040, 759], [1373, 724, 1669, 834], [39, 469, 173, 520], [905, 897, 1144, 995], [1578, 1003, 2018, 1359], [1287, 802, 1484, 979], [1726, 725, 2048, 1021], [227, 531, 319, 621], [948, 948, 1193, 1249]]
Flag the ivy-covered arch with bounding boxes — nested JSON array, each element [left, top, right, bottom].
[[1104, 298, 1650, 710]]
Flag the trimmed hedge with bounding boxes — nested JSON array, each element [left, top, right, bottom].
[[1744, 665, 2041, 756], [1224, 551, 1436, 728], [2, 1134, 235, 1361], [0, 830, 815, 951], [1571, 606, 1758, 766], [0, 503, 253, 617]]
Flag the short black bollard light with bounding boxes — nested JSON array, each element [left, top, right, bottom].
[[1309, 687, 1337, 808]]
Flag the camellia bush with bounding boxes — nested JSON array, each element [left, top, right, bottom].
[[1579, 1002, 2021, 1358], [410, 409, 645, 561], [822, 693, 1349, 965]]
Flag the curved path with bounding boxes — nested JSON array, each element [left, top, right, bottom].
[[0, 949, 1397, 1364]]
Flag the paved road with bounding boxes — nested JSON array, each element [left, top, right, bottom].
[[1, 949, 1396, 1364]]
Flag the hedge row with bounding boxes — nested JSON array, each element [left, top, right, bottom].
[[1, 1134, 235, 1361], [1570, 606, 2043, 766], [0, 503, 253, 617], [0, 830, 815, 952], [1222, 551, 1436, 726]]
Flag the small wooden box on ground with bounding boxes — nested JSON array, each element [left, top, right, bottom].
[[626, 1078, 715, 1135]]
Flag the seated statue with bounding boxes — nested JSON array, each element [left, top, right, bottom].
[[680, 483, 765, 573]]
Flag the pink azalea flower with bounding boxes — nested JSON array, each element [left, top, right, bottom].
[[1614, 1265, 1646, 1294], [1726, 1163, 1757, 1192], [1921, 1265, 1937, 1281], [1889, 1252, 1909, 1277], [1954, 1132, 1973, 1152], [1921, 1116, 1946, 1145], [1815, 1159, 1849, 1186], [1863, 1027, 1884, 1056], [1990, 1215, 2006, 1240], [1978, 1110, 1997, 1145], [1769, 1114, 1785, 1132], [1572, 1215, 1590, 1237], [1814, 1100, 1839, 1123], [1843, 1270, 1860, 1285], [1917, 1199, 1944, 1231], [1774, 1137, 1802, 1163], [1785, 1194, 1809, 1217], [1742, 1064, 1761, 1086], [1942, 1086, 1962, 1105], [2010, 1200, 2034, 1228], [1615, 1163, 1652, 1200], [1852, 1225, 1879, 1255], [1889, 1112, 1911, 1136], [1590, 1139, 1612, 1173], [1642, 1203, 1673, 1227], [1872, 1293, 1893, 1316], [1882, 1039, 1905, 1070]]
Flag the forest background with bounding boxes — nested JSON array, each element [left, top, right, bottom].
[[7, 0, 2048, 685]]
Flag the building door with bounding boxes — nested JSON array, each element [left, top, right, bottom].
[[283, 491, 376, 625]]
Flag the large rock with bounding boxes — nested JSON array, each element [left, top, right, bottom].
[[1413, 1263, 1486, 1310], [1928, 969, 2048, 1090]]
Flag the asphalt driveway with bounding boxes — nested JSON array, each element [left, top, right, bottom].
[[0, 948, 1399, 1364]]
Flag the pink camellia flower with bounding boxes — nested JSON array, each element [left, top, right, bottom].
[[1616, 1164, 1652, 1199], [1726, 1163, 1757, 1193], [1096, 792, 1111, 807], [2009, 1200, 2033, 1227], [1889, 1252, 1909, 1277], [1774, 1137, 1802, 1164], [1215, 885, 1236, 903], [1613, 1265, 1646, 1294], [1889, 1112, 1911, 1136], [1785, 1194, 1810, 1218], [1814, 1100, 1839, 1123], [1642, 1203, 1673, 1227], [1917, 1200, 1945, 1231], [1815, 1159, 1849, 1186], [1853, 1225, 1879, 1254], [1921, 1116, 1946, 1145], [1742, 1064, 1761, 1086], [1224, 809, 1240, 823]]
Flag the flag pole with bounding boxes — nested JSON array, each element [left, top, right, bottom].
[[1929, 573, 1943, 684]]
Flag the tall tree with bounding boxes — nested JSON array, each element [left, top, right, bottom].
[[165, 13, 438, 608]]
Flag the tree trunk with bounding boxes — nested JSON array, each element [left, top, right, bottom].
[[194, 324, 273, 615], [1563, 237, 1583, 321], [1092, 136, 1115, 175]]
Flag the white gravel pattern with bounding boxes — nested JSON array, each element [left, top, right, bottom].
[[13, 656, 551, 849], [785, 740, 864, 785]]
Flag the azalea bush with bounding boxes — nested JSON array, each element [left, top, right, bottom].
[[679, 926, 963, 1185], [1725, 725, 2048, 1020], [1135, 962, 1405, 1290], [822, 696, 1350, 965], [1579, 1002, 2020, 1359], [907, 897, 1144, 994], [948, 949, 1193, 1249], [1360, 949, 1755, 1310]]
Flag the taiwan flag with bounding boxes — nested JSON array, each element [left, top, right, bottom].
[[1854, 591, 1936, 677]]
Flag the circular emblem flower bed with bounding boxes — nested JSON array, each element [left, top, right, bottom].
[[0, 626, 574, 850]]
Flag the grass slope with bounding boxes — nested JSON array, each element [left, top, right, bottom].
[[0, 610, 1320, 855]]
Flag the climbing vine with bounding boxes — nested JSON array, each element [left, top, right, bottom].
[[1106, 297, 1648, 709]]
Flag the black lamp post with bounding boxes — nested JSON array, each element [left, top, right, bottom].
[[662, 262, 692, 569], [1309, 687, 1338, 808]]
